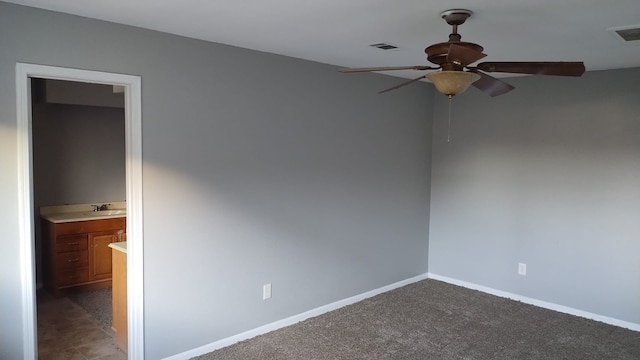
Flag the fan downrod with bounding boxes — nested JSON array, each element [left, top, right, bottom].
[[425, 9, 482, 66]]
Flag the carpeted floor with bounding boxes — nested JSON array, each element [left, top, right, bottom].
[[193, 279, 640, 360], [67, 288, 112, 330]]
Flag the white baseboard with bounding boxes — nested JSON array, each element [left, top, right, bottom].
[[427, 273, 640, 332], [163, 273, 430, 360]]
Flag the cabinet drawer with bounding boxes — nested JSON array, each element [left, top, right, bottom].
[[57, 268, 90, 286], [54, 218, 126, 235], [55, 250, 89, 271], [55, 234, 88, 253]]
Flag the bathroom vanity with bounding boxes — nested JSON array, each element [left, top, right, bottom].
[[41, 203, 126, 296]]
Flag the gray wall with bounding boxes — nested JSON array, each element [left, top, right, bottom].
[[0, 2, 432, 359], [429, 68, 640, 324], [33, 103, 126, 206]]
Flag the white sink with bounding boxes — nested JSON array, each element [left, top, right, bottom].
[[82, 209, 126, 217]]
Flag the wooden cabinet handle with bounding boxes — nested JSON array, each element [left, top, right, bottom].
[[67, 258, 80, 263], [67, 242, 80, 246]]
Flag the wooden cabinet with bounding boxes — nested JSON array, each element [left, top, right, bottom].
[[111, 245, 128, 352], [42, 217, 126, 296]]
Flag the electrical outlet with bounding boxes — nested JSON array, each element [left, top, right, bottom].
[[518, 263, 527, 276], [263, 283, 272, 300]]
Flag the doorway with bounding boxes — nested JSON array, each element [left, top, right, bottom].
[[16, 64, 144, 359], [33, 78, 126, 359]]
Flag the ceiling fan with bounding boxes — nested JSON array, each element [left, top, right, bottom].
[[339, 9, 586, 98]]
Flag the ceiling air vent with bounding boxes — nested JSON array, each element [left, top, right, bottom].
[[370, 42, 399, 50], [608, 25, 640, 42]]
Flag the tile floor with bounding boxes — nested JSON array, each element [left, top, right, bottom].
[[37, 290, 126, 360]]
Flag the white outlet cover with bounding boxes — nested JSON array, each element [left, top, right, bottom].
[[263, 283, 272, 300], [518, 263, 527, 276]]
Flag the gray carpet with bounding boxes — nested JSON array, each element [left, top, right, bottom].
[[193, 279, 640, 360], [67, 287, 112, 329]]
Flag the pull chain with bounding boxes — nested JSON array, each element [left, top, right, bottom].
[[447, 95, 453, 142]]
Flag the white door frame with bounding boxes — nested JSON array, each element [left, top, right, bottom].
[[16, 63, 144, 359]]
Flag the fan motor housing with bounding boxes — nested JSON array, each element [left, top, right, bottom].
[[425, 42, 484, 66]]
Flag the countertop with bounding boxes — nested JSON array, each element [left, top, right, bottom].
[[40, 202, 126, 223], [109, 241, 127, 254]]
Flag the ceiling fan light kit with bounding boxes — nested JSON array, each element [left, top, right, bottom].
[[338, 9, 585, 98], [426, 70, 480, 98]]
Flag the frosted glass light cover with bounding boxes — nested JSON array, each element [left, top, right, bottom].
[[426, 71, 481, 96]]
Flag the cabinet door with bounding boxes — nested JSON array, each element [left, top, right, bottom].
[[90, 232, 116, 280]]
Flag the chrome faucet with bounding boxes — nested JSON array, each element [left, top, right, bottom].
[[91, 204, 111, 211]]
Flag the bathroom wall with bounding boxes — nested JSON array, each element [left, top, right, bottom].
[[32, 103, 126, 207]]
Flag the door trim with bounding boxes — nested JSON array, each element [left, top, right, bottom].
[[16, 63, 144, 359]]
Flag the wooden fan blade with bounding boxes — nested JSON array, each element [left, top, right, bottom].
[[338, 65, 437, 73], [447, 44, 487, 66], [469, 70, 515, 97], [476, 62, 585, 76], [378, 75, 427, 94]]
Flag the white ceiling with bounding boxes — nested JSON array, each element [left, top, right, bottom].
[[6, 0, 640, 80]]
